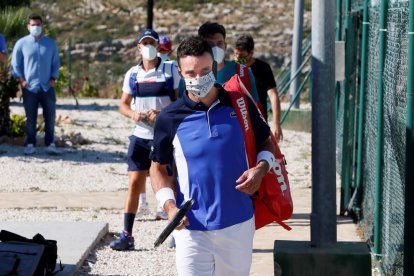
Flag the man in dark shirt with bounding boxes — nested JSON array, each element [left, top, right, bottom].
[[234, 34, 283, 142]]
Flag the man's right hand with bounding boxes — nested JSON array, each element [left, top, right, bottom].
[[164, 200, 189, 230], [131, 111, 148, 122]]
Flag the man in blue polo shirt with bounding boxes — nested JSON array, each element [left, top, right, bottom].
[[150, 36, 275, 276], [11, 14, 60, 155]]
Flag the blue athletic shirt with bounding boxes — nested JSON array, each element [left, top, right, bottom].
[[178, 60, 259, 102], [150, 85, 270, 231], [0, 34, 7, 54]]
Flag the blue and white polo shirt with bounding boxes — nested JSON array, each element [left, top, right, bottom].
[[122, 59, 180, 140], [150, 86, 270, 231]]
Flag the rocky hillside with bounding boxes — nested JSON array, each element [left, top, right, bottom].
[[32, 0, 311, 96]]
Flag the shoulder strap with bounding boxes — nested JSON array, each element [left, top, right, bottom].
[[129, 67, 139, 98], [236, 63, 251, 93], [163, 62, 176, 101], [236, 63, 266, 115], [227, 90, 256, 168]]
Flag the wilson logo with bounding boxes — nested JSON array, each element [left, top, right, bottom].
[[239, 64, 246, 77], [236, 97, 249, 131], [271, 160, 288, 193]]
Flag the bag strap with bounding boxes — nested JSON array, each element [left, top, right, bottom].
[[236, 63, 252, 93], [162, 62, 176, 101], [227, 90, 256, 168], [49, 258, 65, 276]]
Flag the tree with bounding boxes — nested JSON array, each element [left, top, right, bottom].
[[0, 0, 31, 10]]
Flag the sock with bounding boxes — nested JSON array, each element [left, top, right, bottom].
[[124, 213, 136, 234], [139, 193, 147, 205]]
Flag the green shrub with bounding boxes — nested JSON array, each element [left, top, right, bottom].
[[9, 114, 25, 137], [55, 66, 69, 96], [79, 77, 98, 97]]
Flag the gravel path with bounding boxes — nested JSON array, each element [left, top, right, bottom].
[[0, 98, 311, 275]]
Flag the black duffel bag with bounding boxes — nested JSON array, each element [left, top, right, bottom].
[[0, 230, 63, 275]]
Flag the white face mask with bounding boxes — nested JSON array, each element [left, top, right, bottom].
[[157, 52, 169, 62], [212, 46, 225, 64], [184, 71, 216, 98], [141, 44, 157, 60], [29, 26, 42, 37]]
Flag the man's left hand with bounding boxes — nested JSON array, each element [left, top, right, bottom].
[[49, 79, 56, 87], [235, 162, 268, 195], [147, 109, 160, 125]]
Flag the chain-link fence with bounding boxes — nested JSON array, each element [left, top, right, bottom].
[[335, 0, 411, 275]]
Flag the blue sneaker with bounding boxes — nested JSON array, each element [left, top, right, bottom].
[[110, 231, 134, 251]]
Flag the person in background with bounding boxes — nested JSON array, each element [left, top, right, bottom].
[[197, 22, 259, 102], [11, 14, 61, 155], [157, 35, 174, 64], [178, 22, 260, 104], [154, 34, 177, 222], [110, 28, 180, 251], [150, 36, 274, 275], [234, 33, 283, 141], [0, 34, 7, 63]]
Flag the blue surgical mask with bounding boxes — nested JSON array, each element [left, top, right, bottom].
[[157, 53, 169, 62], [29, 26, 42, 37]]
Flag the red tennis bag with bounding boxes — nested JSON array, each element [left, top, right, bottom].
[[236, 63, 265, 115], [224, 75, 293, 230]]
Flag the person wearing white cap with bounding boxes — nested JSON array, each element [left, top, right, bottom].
[[110, 28, 180, 251]]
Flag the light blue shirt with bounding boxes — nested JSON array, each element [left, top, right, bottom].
[[12, 34, 60, 93], [0, 34, 7, 54]]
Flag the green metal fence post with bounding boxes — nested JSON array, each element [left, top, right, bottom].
[[351, 0, 370, 219], [374, 0, 388, 257], [340, 0, 357, 215], [66, 39, 72, 92], [335, 0, 343, 118], [404, 0, 414, 275]]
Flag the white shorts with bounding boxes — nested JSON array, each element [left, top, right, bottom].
[[173, 216, 255, 276]]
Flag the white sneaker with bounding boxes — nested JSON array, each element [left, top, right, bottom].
[[155, 206, 168, 220], [168, 236, 176, 249], [136, 202, 151, 217], [24, 144, 35, 155], [45, 143, 62, 155]]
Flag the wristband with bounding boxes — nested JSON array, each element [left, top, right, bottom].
[[156, 187, 176, 209], [256, 151, 275, 172]]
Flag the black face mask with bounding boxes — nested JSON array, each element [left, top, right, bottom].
[[234, 56, 249, 65]]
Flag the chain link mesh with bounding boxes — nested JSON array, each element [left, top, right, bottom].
[[380, 2, 409, 275], [337, 1, 409, 275]]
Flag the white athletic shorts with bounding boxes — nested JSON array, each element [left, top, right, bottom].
[[173, 216, 255, 276]]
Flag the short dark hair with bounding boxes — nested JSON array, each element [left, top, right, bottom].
[[28, 14, 43, 24], [177, 36, 214, 67], [198, 22, 226, 39], [235, 34, 255, 53]]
